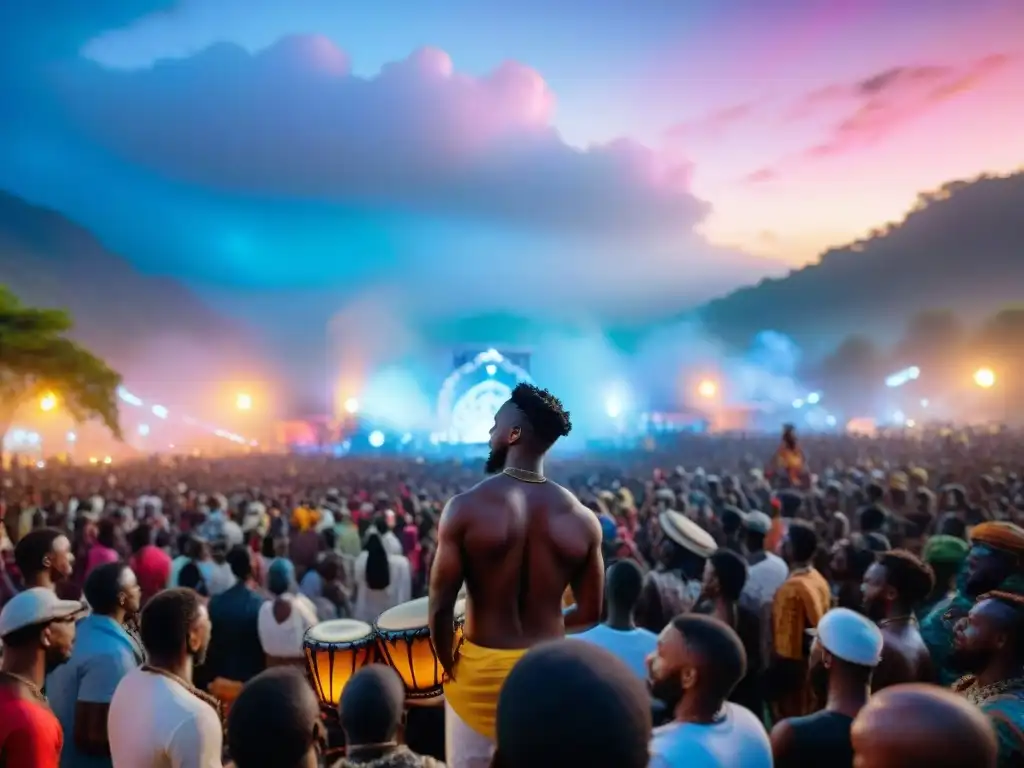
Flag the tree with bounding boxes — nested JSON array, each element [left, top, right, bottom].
[[0, 286, 122, 449], [894, 308, 964, 377]]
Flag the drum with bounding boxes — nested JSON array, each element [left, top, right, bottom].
[[374, 596, 466, 702], [303, 619, 378, 707]]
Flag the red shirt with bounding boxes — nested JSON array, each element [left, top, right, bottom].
[[130, 545, 173, 604], [0, 685, 62, 768]]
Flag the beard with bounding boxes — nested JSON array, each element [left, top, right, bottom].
[[863, 597, 887, 623], [948, 644, 991, 675], [649, 675, 684, 711], [484, 445, 509, 475]]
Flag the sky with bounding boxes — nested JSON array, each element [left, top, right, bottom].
[[0, 0, 1022, 405]]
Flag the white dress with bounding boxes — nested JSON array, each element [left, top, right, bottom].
[[257, 593, 320, 659]]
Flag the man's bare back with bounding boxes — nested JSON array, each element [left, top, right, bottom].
[[460, 473, 602, 647], [429, 472, 603, 670]]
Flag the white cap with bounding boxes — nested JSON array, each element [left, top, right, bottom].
[[0, 588, 85, 638], [808, 607, 884, 668], [745, 511, 773, 535]]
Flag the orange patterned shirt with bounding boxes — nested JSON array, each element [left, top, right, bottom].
[[772, 567, 831, 660]]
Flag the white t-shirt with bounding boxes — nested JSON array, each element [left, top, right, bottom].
[[649, 703, 772, 768], [741, 552, 789, 609], [572, 624, 657, 682], [258, 594, 319, 658], [108, 668, 223, 768]]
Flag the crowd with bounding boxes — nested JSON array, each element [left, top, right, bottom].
[[0, 423, 1023, 767]]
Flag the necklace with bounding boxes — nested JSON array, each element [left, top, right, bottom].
[[956, 674, 1024, 706], [140, 664, 223, 722], [879, 614, 916, 628], [502, 467, 547, 484], [0, 670, 49, 708]]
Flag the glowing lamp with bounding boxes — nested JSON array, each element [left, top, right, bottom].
[[39, 393, 57, 412], [236, 392, 253, 411], [697, 380, 717, 399], [343, 397, 359, 415], [974, 368, 996, 389], [368, 430, 385, 448]]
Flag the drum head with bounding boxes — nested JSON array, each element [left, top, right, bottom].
[[306, 619, 373, 644], [377, 597, 466, 631]]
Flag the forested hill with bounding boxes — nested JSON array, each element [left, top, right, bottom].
[[698, 171, 1024, 353]]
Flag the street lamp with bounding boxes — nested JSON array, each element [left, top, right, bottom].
[[39, 393, 57, 412], [974, 368, 996, 389], [236, 392, 253, 411]]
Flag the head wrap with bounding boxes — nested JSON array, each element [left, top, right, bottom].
[[969, 521, 1024, 557], [922, 535, 970, 565]]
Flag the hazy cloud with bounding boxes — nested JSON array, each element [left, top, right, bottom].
[[51, 35, 710, 237]]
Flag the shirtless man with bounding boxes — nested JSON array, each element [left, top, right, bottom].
[[429, 383, 604, 768], [861, 550, 936, 690]]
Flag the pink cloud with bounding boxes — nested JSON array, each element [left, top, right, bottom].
[[801, 54, 1012, 158], [665, 102, 755, 142], [752, 53, 1014, 179], [51, 35, 708, 237]]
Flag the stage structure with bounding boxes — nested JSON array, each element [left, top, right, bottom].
[[437, 348, 533, 444]]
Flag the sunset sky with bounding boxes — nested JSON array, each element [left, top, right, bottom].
[[1, 0, 1022, 332]]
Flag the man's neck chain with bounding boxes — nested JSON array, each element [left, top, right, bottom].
[[956, 674, 1024, 706], [503, 467, 547, 484], [0, 670, 48, 708], [879, 614, 916, 628]]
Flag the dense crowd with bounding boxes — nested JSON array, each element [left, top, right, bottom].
[[1, 424, 1024, 767]]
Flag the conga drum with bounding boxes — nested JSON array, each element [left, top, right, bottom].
[[303, 619, 378, 707], [374, 597, 466, 703]]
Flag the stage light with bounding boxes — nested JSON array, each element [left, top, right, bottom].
[[117, 387, 143, 406], [792, 399, 805, 409], [39, 393, 57, 412], [485, 364, 497, 377], [151, 405, 168, 419], [806, 392, 821, 405], [368, 430, 385, 448], [236, 392, 253, 411], [138, 424, 150, 437], [343, 397, 359, 414], [605, 396, 622, 419], [401, 433, 413, 444], [974, 368, 996, 389], [697, 380, 717, 399], [66, 431, 76, 443], [36, 461, 45, 469], [102, 456, 112, 465]]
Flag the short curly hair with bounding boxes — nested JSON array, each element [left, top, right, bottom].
[[510, 383, 572, 449], [879, 550, 935, 607]]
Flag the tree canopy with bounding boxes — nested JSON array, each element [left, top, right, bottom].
[[0, 286, 122, 441]]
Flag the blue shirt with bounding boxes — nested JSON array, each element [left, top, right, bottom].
[[573, 624, 658, 682], [47, 614, 143, 768], [206, 583, 266, 684]]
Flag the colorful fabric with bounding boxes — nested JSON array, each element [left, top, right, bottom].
[[772, 568, 831, 661], [954, 676, 1024, 768]]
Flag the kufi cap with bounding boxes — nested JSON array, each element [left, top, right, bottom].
[[808, 608, 883, 668], [922, 535, 970, 565], [659, 511, 717, 558], [745, 511, 773, 535]]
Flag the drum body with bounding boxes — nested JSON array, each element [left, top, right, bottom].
[[374, 597, 465, 701], [304, 619, 377, 706]]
